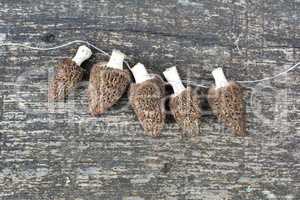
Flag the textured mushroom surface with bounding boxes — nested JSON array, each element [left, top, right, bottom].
[[2, 1, 299, 199], [88, 62, 131, 116], [48, 58, 84, 101], [129, 76, 165, 137], [170, 87, 202, 136], [208, 81, 246, 136]]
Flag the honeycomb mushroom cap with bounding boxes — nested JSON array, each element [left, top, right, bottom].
[[170, 87, 202, 136], [48, 58, 84, 101], [208, 81, 247, 136], [88, 62, 131, 116], [129, 75, 166, 137]]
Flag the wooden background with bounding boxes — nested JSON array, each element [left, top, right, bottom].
[[0, 0, 299, 199]]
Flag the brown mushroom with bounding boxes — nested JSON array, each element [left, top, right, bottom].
[[129, 63, 165, 137], [164, 67, 202, 136], [48, 45, 92, 101], [208, 68, 247, 136], [87, 50, 130, 116]]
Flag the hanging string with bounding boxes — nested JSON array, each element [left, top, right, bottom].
[[182, 62, 300, 88], [182, 80, 209, 88], [236, 62, 300, 83], [0, 40, 299, 88], [0, 40, 132, 70]]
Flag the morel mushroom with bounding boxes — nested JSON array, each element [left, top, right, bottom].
[[163, 66, 202, 136], [48, 45, 92, 101], [88, 50, 131, 116], [129, 63, 165, 137], [208, 68, 247, 136]]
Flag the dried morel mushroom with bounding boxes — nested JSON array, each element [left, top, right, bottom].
[[48, 45, 92, 101], [87, 50, 131, 116], [163, 67, 202, 136], [129, 63, 165, 137], [208, 68, 247, 136]]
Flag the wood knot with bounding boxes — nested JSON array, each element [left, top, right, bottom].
[[161, 162, 172, 173], [41, 33, 56, 43]]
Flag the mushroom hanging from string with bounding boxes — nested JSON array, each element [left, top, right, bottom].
[[208, 68, 247, 136], [163, 66, 202, 136], [88, 50, 131, 116], [129, 63, 166, 137], [48, 45, 92, 101]]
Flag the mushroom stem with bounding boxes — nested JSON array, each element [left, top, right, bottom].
[[163, 66, 185, 96], [107, 50, 126, 69], [212, 68, 229, 89], [72, 45, 92, 66], [131, 63, 152, 84]]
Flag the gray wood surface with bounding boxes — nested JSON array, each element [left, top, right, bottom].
[[0, 0, 299, 199]]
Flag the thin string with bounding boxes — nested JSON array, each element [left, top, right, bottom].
[[236, 62, 300, 83], [182, 62, 300, 88], [0, 40, 132, 70], [182, 80, 209, 88], [0, 40, 299, 88]]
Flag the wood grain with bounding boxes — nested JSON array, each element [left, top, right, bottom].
[[0, 0, 299, 199]]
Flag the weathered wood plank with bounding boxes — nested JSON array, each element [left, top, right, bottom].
[[0, 0, 300, 199]]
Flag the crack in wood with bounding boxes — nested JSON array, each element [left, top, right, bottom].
[[0, 94, 3, 121]]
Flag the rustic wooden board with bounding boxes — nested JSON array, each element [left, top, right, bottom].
[[0, 0, 299, 199]]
